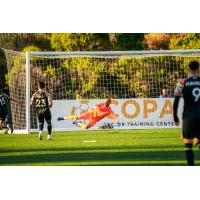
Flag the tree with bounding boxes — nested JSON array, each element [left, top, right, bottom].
[[169, 33, 200, 49], [143, 33, 171, 50], [0, 33, 51, 88], [0, 33, 51, 51], [109, 33, 144, 50], [51, 33, 110, 51]]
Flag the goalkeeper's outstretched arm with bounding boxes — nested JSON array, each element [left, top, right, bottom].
[[109, 111, 119, 122]]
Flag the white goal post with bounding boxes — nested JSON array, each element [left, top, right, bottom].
[[3, 49, 200, 133]]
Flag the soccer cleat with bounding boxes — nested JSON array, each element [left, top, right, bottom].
[[77, 122, 87, 129], [2, 128, 9, 134], [47, 134, 52, 140], [66, 115, 77, 120], [39, 132, 43, 140], [57, 117, 64, 121], [7, 125, 14, 134]]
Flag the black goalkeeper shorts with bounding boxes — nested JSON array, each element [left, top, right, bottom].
[[37, 109, 52, 125], [182, 116, 200, 139]]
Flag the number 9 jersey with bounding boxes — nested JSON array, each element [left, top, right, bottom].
[[175, 76, 200, 118]]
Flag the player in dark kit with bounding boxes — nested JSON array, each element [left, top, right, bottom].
[[173, 60, 200, 166], [0, 88, 20, 133], [30, 81, 53, 140]]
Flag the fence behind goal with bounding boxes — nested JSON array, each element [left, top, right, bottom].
[[3, 49, 200, 133]]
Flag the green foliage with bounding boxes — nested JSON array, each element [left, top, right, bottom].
[[2, 33, 200, 98], [0, 49, 7, 88], [0, 33, 51, 51], [0, 34, 51, 88], [63, 57, 105, 98], [169, 33, 200, 49], [109, 33, 144, 50], [22, 46, 41, 52], [51, 33, 110, 51], [46, 65, 57, 78]]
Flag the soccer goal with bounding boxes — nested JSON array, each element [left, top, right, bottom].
[[3, 49, 200, 133]]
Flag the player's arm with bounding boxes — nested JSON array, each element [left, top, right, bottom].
[[109, 110, 119, 122], [3, 93, 21, 105], [173, 96, 181, 125], [46, 92, 53, 108], [30, 93, 36, 106], [173, 80, 184, 126]]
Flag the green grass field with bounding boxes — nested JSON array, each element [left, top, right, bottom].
[[0, 129, 200, 166]]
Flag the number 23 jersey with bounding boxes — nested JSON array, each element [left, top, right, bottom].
[[31, 91, 52, 114], [175, 76, 200, 118]]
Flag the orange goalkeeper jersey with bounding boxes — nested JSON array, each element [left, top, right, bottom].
[[91, 103, 118, 121]]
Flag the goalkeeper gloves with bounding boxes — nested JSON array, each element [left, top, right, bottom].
[[57, 117, 64, 121]]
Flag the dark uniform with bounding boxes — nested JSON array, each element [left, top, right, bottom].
[[0, 93, 9, 129], [174, 76, 200, 139], [31, 91, 52, 131]]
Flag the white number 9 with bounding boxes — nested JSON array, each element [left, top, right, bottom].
[[192, 87, 200, 102]]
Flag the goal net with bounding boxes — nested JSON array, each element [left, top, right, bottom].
[[3, 49, 200, 133]]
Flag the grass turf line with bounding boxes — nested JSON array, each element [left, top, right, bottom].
[[0, 129, 200, 166]]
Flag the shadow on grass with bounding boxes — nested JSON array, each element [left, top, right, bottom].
[[0, 150, 187, 166], [0, 144, 182, 154]]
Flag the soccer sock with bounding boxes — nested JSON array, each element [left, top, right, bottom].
[[184, 144, 195, 166], [47, 123, 52, 135], [77, 122, 87, 129], [66, 115, 77, 120], [39, 123, 44, 132]]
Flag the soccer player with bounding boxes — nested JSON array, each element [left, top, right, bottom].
[[30, 81, 53, 140], [57, 98, 118, 129], [0, 88, 20, 133], [173, 60, 200, 166]]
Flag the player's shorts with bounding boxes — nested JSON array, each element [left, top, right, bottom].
[[87, 119, 100, 127], [78, 112, 102, 127], [78, 112, 93, 120], [182, 116, 200, 139], [37, 109, 52, 124]]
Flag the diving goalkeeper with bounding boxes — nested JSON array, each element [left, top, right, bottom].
[[57, 98, 118, 129]]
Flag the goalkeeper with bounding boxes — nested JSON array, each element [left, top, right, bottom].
[[57, 98, 118, 129]]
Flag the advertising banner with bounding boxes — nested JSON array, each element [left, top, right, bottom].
[[51, 98, 183, 131]]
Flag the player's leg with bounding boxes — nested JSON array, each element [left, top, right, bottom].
[[38, 113, 44, 140], [58, 112, 91, 121], [183, 138, 194, 166], [0, 114, 9, 133], [4, 115, 13, 133], [58, 115, 77, 121], [0, 117, 4, 129], [77, 118, 98, 129], [0, 117, 5, 133], [182, 118, 195, 166], [44, 110, 52, 140]]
